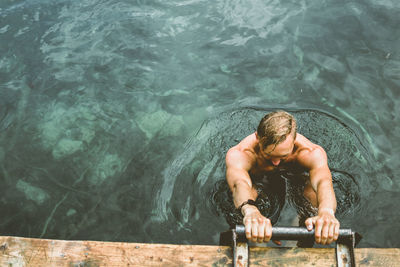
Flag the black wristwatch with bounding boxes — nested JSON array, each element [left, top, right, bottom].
[[238, 199, 257, 211]]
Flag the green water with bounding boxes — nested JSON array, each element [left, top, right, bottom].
[[0, 0, 399, 247]]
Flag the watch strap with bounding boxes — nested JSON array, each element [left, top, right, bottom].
[[238, 199, 257, 211]]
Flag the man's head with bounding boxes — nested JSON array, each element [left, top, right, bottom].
[[256, 110, 297, 166]]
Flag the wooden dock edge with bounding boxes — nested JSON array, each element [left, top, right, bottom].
[[0, 236, 399, 266]]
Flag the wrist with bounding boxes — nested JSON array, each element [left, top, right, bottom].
[[241, 204, 258, 216], [238, 199, 257, 216]]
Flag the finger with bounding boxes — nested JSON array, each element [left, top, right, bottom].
[[321, 219, 332, 245], [245, 218, 252, 240], [314, 218, 323, 244], [327, 222, 335, 244], [321, 220, 329, 245], [251, 219, 258, 242], [333, 221, 340, 241], [264, 219, 272, 242], [257, 218, 265, 243], [305, 217, 314, 231]]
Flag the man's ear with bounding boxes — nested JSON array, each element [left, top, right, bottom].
[[255, 132, 259, 140]]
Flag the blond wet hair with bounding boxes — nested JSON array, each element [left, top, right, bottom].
[[257, 110, 297, 150]]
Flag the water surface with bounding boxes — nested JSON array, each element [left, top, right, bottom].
[[0, 0, 399, 247]]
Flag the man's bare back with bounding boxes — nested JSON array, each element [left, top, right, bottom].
[[225, 111, 339, 245]]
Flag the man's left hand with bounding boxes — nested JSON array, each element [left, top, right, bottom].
[[305, 208, 340, 245]]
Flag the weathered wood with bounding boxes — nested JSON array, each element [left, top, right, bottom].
[[234, 241, 248, 267], [0, 236, 232, 266], [0, 236, 399, 266]]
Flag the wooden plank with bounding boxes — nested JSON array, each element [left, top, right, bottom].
[[0, 236, 399, 266], [250, 247, 400, 267], [0, 236, 232, 266], [357, 249, 400, 267], [250, 247, 335, 266]]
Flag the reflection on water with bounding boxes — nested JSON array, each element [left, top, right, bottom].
[[0, 0, 399, 247]]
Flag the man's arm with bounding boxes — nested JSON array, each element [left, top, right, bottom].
[[298, 146, 340, 245], [225, 148, 273, 243], [225, 151, 254, 208]]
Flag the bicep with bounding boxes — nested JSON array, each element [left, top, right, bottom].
[[299, 146, 331, 189], [225, 149, 253, 191], [309, 165, 332, 191], [226, 166, 252, 191]]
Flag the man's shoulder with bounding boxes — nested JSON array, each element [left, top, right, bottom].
[[226, 133, 257, 168], [294, 134, 327, 169], [229, 133, 257, 153], [226, 148, 255, 171], [226, 144, 255, 162]]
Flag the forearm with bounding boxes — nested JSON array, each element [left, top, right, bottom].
[[232, 180, 256, 209], [233, 180, 271, 243], [316, 179, 337, 213], [226, 165, 256, 209], [300, 148, 340, 245], [307, 178, 340, 245]]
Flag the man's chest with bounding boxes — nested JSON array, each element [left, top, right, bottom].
[[250, 158, 299, 175]]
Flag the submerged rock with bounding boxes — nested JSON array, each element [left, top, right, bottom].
[[52, 138, 83, 160], [16, 180, 50, 205], [66, 208, 77, 217], [135, 110, 184, 140], [254, 78, 290, 102], [89, 153, 124, 185]]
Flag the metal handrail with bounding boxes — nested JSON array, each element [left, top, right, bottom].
[[235, 225, 362, 245], [222, 225, 362, 267]]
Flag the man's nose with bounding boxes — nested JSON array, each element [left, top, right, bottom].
[[271, 159, 280, 166]]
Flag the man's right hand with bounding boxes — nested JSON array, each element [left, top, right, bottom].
[[242, 205, 272, 243]]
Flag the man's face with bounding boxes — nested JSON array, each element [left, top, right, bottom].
[[259, 135, 295, 166]]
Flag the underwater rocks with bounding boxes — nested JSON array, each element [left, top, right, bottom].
[[16, 180, 50, 205], [254, 78, 290, 102], [135, 110, 184, 140], [52, 138, 83, 160], [39, 103, 97, 158], [89, 153, 124, 185]]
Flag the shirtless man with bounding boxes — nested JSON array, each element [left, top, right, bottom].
[[225, 110, 340, 245]]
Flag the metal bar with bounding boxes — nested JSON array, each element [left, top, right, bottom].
[[336, 230, 356, 267], [233, 229, 249, 267], [336, 242, 355, 267], [230, 225, 361, 267], [235, 225, 358, 243]]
